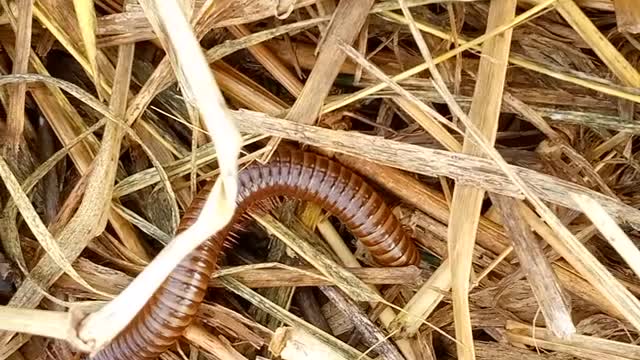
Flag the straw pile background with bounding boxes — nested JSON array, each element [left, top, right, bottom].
[[1, 0, 640, 359]]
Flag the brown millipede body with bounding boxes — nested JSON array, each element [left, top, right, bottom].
[[91, 148, 420, 360]]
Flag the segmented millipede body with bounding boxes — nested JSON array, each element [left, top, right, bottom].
[[91, 148, 420, 360]]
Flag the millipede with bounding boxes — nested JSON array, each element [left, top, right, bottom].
[[91, 148, 420, 359]]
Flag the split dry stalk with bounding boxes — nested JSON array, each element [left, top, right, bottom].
[[319, 286, 404, 360], [56, 258, 422, 292], [4, 0, 32, 145], [221, 265, 422, 288], [183, 325, 248, 360], [572, 194, 640, 280], [492, 194, 575, 338], [439, 2, 516, 358], [266, 0, 375, 155], [270, 326, 349, 360]]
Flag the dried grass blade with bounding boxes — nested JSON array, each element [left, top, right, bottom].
[[205, 17, 328, 63], [112, 134, 266, 198], [32, 1, 111, 95], [111, 202, 172, 245], [370, 0, 477, 12], [0, 7, 100, 170], [72, 0, 103, 100], [0, 156, 110, 297], [0, 117, 105, 281]]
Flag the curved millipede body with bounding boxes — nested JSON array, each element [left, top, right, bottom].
[[92, 148, 420, 360]]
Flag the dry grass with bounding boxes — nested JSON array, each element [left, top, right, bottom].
[[1, 0, 640, 359]]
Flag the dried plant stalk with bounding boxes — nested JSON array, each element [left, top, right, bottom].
[[0, 307, 71, 344], [319, 286, 404, 360], [56, 261, 423, 294], [270, 327, 350, 360], [267, 0, 375, 153], [390, 258, 451, 335], [492, 194, 575, 338], [228, 24, 303, 97], [506, 320, 640, 360], [5, 0, 32, 145], [572, 194, 640, 279], [412, 1, 516, 358], [72, 0, 101, 100], [183, 324, 248, 360]]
